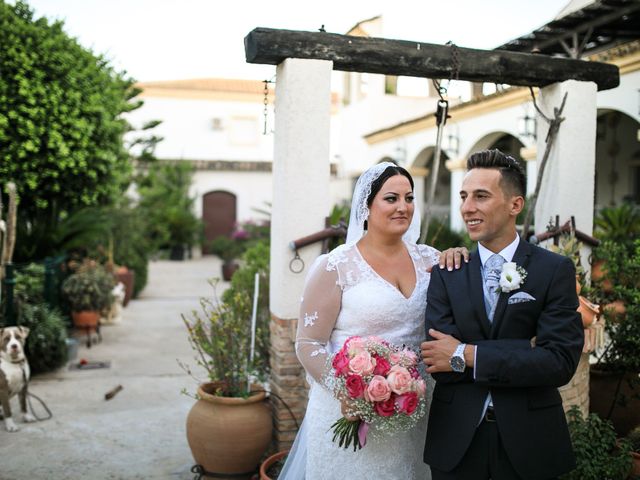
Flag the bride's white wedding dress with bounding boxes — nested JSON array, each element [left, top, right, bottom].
[[288, 241, 439, 480]]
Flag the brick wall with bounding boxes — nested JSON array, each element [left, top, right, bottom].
[[269, 314, 307, 451], [559, 352, 590, 416]]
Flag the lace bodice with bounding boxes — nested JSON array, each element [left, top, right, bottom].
[[295, 242, 440, 385]]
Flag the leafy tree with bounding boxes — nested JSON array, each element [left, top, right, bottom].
[[0, 1, 141, 260], [137, 162, 201, 252]]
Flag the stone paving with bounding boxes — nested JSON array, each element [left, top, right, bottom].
[[0, 256, 222, 479]]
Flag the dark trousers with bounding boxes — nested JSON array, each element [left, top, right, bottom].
[[430, 418, 557, 480]]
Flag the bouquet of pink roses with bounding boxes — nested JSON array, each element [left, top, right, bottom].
[[326, 335, 428, 451]]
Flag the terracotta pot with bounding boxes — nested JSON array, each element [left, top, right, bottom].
[[260, 450, 288, 480], [71, 311, 100, 332], [186, 382, 272, 479], [577, 296, 599, 328], [222, 261, 240, 281], [590, 368, 640, 437], [630, 451, 640, 478], [591, 259, 613, 293]]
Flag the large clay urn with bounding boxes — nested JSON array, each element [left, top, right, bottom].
[[186, 382, 272, 479]]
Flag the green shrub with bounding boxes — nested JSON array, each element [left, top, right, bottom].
[[18, 303, 68, 373], [424, 216, 471, 251], [61, 265, 114, 312], [181, 241, 270, 397], [562, 406, 632, 480]]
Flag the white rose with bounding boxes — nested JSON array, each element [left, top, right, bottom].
[[499, 263, 522, 292]]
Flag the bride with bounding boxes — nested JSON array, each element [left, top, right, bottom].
[[280, 162, 466, 479]]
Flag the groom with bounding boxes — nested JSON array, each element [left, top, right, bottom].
[[421, 149, 584, 480]]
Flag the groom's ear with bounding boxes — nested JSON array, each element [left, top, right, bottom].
[[509, 195, 525, 217]]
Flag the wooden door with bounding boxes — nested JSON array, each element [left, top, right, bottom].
[[202, 191, 237, 254]]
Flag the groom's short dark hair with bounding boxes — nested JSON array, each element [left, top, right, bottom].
[[467, 149, 526, 198]]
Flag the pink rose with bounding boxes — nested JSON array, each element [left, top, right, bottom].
[[374, 397, 396, 417], [395, 392, 418, 415], [389, 352, 403, 365], [347, 337, 366, 356], [386, 365, 413, 394], [345, 375, 365, 399], [409, 367, 420, 379], [413, 378, 427, 398], [349, 351, 376, 376], [332, 350, 350, 377], [401, 349, 418, 365], [364, 375, 391, 402], [372, 355, 391, 376]]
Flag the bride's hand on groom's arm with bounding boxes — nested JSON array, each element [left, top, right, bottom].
[[421, 329, 475, 373], [429, 247, 469, 273]]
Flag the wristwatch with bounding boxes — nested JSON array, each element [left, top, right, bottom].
[[450, 343, 467, 372]]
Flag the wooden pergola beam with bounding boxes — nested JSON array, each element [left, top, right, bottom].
[[244, 28, 619, 91]]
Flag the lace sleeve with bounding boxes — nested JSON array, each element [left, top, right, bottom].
[[295, 255, 342, 385], [417, 243, 441, 271]]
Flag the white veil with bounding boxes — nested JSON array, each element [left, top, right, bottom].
[[345, 161, 421, 245], [279, 162, 421, 480]]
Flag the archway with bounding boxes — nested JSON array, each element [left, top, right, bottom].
[[595, 109, 640, 209], [467, 132, 527, 194], [412, 146, 451, 220], [202, 190, 237, 254]]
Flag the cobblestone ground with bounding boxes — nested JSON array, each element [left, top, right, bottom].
[[0, 256, 223, 480]]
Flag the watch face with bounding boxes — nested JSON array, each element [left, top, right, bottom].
[[450, 356, 465, 372]]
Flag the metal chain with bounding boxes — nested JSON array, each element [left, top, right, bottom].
[[262, 80, 269, 135]]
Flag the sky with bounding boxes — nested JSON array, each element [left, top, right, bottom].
[[22, 0, 571, 84]]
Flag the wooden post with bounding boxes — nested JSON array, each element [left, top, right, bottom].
[[269, 58, 333, 451]]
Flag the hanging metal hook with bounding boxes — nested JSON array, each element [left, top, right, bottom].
[[289, 250, 305, 274]]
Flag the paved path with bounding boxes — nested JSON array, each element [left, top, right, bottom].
[[0, 257, 223, 479]]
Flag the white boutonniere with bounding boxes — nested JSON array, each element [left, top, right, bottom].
[[498, 262, 527, 293]]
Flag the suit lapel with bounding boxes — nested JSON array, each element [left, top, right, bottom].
[[490, 239, 533, 338], [469, 251, 492, 338]]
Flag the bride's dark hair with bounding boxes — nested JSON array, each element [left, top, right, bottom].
[[366, 165, 414, 207], [363, 165, 414, 231]]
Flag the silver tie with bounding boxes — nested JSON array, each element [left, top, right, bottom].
[[484, 254, 505, 321]]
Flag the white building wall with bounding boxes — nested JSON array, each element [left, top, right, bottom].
[[190, 170, 272, 222], [126, 96, 274, 161]]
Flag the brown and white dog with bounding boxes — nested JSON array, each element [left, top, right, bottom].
[[0, 327, 36, 432]]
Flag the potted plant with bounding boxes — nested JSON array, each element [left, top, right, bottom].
[[61, 264, 114, 335], [627, 425, 640, 478], [589, 239, 640, 437], [208, 235, 244, 281], [561, 406, 632, 480], [180, 245, 271, 478], [260, 450, 288, 480]]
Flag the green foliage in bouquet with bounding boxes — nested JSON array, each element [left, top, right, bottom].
[[561, 406, 632, 480]]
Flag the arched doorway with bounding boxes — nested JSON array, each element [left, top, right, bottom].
[[202, 190, 237, 254], [467, 132, 527, 194], [595, 109, 640, 209], [412, 146, 451, 220]]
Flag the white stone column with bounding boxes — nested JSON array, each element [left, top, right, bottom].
[[270, 58, 333, 449], [519, 146, 537, 196], [445, 157, 466, 232], [535, 80, 597, 270]]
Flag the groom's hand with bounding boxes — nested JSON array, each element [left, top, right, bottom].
[[421, 329, 474, 373]]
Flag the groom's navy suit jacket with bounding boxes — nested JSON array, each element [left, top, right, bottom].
[[424, 239, 584, 480]]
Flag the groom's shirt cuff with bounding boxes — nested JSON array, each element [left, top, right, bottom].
[[473, 346, 478, 379]]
